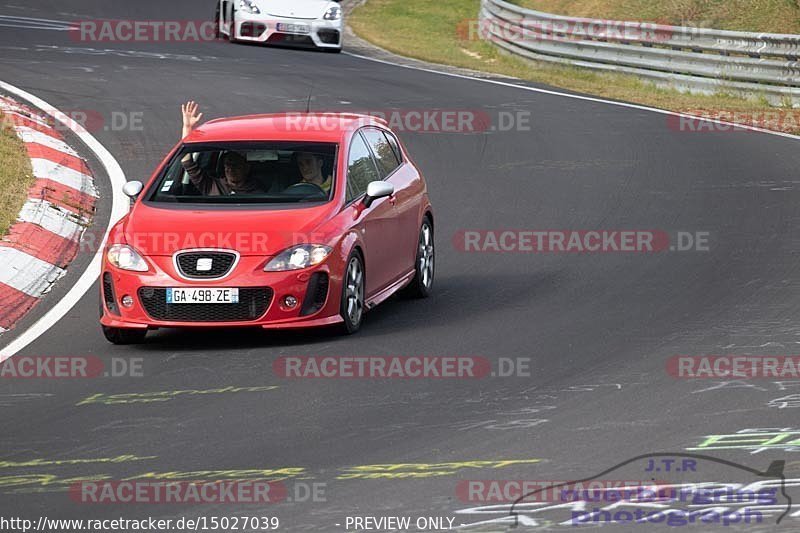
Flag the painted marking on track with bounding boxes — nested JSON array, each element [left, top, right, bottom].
[[123, 467, 307, 481], [0, 454, 156, 469], [768, 395, 800, 409], [687, 428, 800, 454], [0, 459, 542, 493], [0, 468, 307, 493], [337, 459, 543, 479], [76, 385, 280, 406]]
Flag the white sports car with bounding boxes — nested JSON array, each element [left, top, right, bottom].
[[216, 0, 343, 52]]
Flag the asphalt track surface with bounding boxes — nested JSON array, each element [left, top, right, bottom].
[[1, 1, 800, 531]]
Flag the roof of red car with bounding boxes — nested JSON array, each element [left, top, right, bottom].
[[183, 113, 388, 143]]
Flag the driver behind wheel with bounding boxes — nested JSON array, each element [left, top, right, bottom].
[[296, 151, 332, 193], [179, 101, 266, 195]]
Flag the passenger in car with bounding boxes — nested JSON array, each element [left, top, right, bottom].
[[179, 101, 266, 195]]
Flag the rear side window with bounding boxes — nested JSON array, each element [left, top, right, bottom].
[[347, 133, 379, 202], [362, 128, 400, 178], [383, 131, 403, 163]]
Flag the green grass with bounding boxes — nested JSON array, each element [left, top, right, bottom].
[[0, 113, 34, 237], [349, 0, 800, 133], [514, 0, 800, 34]]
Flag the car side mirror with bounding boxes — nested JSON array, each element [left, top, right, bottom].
[[122, 181, 144, 200], [363, 181, 393, 208]]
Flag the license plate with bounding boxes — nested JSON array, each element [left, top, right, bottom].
[[166, 288, 239, 304], [277, 23, 309, 34]]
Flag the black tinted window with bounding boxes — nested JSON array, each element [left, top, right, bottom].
[[362, 128, 400, 178], [146, 142, 337, 205], [347, 133, 379, 202]]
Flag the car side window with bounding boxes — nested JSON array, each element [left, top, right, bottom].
[[347, 132, 380, 202], [383, 131, 403, 164], [362, 128, 400, 179]]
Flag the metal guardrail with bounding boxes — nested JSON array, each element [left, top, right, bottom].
[[478, 0, 800, 104]]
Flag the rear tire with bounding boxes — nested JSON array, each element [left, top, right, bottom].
[[400, 217, 434, 299], [103, 326, 147, 345], [339, 251, 365, 334]]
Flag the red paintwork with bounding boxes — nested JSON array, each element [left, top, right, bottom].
[[100, 113, 433, 330]]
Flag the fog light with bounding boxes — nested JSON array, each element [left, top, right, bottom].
[[283, 295, 298, 308], [121, 295, 134, 308]]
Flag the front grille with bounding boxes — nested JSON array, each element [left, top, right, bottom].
[[175, 251, 236, 279], [300, 272, 329, 316], [138, 287, 273, 322], [102, 272, 118, 315]]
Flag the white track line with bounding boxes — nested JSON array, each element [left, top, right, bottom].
[[0, 80, 128, 360], [31, 158, 98, 196], [344, 51, 800, 141]]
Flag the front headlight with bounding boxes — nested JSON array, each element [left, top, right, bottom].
[[323, 5, 341, 20], [239, 0, 261, 14], [107, 244, 149, 272], [264, 244, 332, 271]]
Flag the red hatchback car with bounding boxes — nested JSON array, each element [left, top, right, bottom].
[[100, 113, 434, 344]]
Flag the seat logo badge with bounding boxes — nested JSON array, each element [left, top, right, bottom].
[[196, 258, 213, 271]]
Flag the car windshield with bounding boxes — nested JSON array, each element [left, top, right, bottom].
[[147, 141, 337, 204]]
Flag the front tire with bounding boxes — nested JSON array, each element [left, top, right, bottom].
[[214, 5, 223, 38], [103, 326, 147, 345], [339, 251, 365, 334], [227, 12, 237, 43], [400, 217, 434, 298]]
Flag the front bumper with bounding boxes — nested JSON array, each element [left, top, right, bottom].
[[231, 12, 342, 49], [100, 254, 342, 329]]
